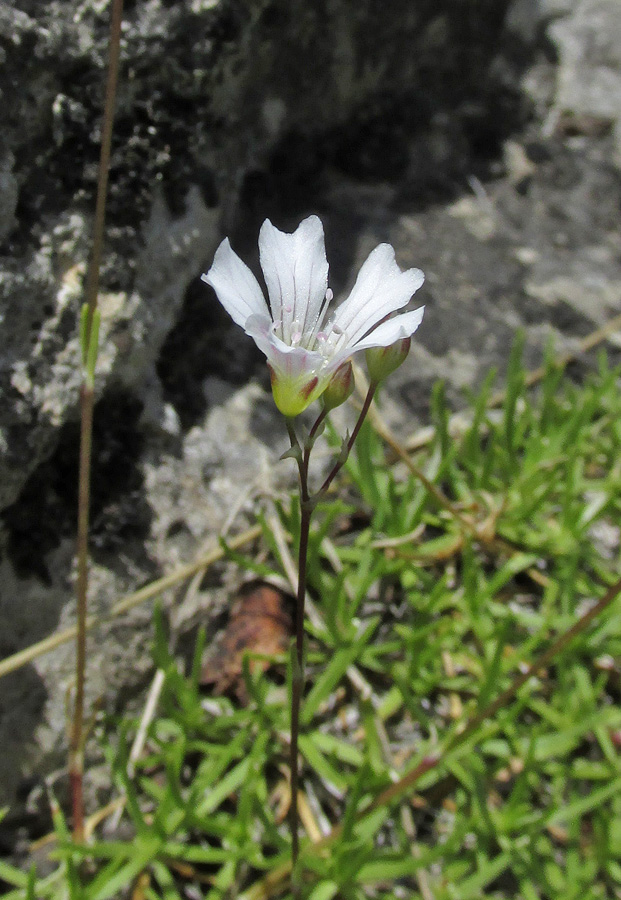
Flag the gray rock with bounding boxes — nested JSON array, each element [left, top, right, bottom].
[[0, 0, 516, 514], [0, 152, 18, 244], [547, 0, 621, 166]]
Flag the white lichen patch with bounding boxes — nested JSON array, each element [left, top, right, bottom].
[[10, 361, 32, 396]]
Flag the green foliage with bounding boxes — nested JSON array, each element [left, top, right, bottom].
[[6, 345, 621, 899]]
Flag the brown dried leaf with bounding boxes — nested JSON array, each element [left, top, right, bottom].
[[201, 582, 292, 700]]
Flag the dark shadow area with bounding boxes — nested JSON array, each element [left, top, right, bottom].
[[231, 0, 534, 253], [232, 71, 528, 286], [0, 666, 52, 851], [157, 276, 265, 431], [1, 391, 152, 583], [3, 0, 537, 267], [1, 1, 235, 258]]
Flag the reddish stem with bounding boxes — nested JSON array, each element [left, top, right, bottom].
[[69, 0, 124, 843], [286, 420, 313, 867], [318, 383, 377, 497]]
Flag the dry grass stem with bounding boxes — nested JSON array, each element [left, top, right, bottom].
[[0, 524, 262, 680]]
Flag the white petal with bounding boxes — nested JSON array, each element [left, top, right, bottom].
[[332, 244, 424, 346], [351, 306, 425, 352], [259, 216, 329, 343], [202, 238, 269, 329]]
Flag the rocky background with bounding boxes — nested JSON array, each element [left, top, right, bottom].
[[1, 0, 620, 848]]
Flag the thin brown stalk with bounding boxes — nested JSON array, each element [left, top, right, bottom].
[[69, 0, 124, 843], [285, 420, 313, 868], [68, 383, 94, 843], [286, 386, 378, 868], [82, 0, 124, 337], [318, 382, 377, 496]]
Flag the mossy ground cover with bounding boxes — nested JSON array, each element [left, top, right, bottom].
[[2, 342, 621, 899]]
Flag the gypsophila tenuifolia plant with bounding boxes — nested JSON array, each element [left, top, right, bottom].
[[203, 215, 425, 866]]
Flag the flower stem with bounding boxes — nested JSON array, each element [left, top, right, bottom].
[[318, 382, 377, 497], [286, 419, 313, 867], [303, 407, 327, 473], [285, 388, 376, 868], [290, 500, 311, 866]]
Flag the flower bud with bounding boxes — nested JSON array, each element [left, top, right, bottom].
[[322, 361, 354, 412], [365, 337, 411, 384]]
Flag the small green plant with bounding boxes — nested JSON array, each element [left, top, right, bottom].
[[203, 213, 426, 868]]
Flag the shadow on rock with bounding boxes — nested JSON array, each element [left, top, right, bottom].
[[2, 390, 152, 583]]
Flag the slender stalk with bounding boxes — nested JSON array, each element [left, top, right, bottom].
[[286, 419, 313, 867], [289, 501, 312, 865], [302, 407, 327, 473], [69, 0, 124, 843], [68, 383, 94, 843], [286, 389, 379, 868], [82, 0, 124, 340], [318, 382, 377, 497]]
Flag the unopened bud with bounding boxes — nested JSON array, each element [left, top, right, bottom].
[[365, 337, 411, 383], [322, 361, 354, 411]]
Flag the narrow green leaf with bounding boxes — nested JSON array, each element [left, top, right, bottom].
[[86, 834, 162, 900], [308, 882, 340, 900], [195, 757, 252, 816], [298, 734, 348, 792], [302, 618, 379, 725]]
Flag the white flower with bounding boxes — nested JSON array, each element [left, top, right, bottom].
[[202, 215, 424, 416]]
